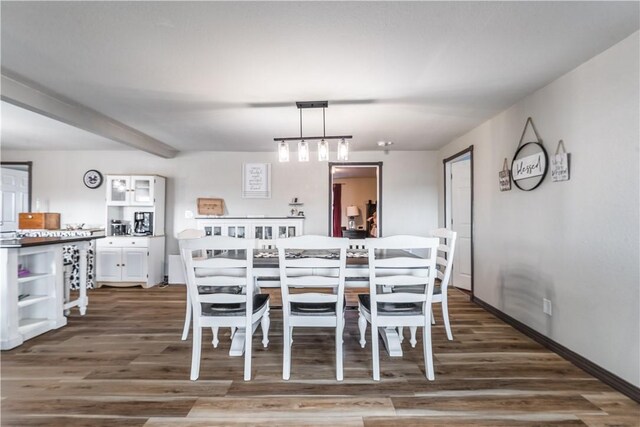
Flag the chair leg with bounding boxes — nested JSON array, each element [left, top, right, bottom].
[[358, 309, 367, 348], [442, 297, 454, 341], [243, 321, 252, 381], [190, 323, 202, 381], [371, 324, 380, 381], [336, 319, 344, 381], [409, 327, 417, 348], [211, 327, 219, 348], [261, 306, 270, 348], [398, 327, 404, 343], [289, 327, 294, 347], [181, 292, 191, 341], [423, 321, 435, 381], [230, 327, 237, 339], [283, 320, 291, 380]]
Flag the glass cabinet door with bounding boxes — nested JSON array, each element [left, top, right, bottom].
[[106, 176, 130, 206], [255, 226, 263, 239], [131, 176, 154, 206], [264, 226, 273, 240]]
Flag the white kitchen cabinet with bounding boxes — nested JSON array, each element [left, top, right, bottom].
[[106, 175, 158, 207], [96, 236, 164, 288]]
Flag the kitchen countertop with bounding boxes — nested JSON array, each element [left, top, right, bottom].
[[0, 235, 104, 248]]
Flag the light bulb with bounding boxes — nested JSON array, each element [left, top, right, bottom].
[[318, 139, 329, 161], [278, 141, 289, 162], [337, 138, 349, 161], [298, 140, 309, 162]]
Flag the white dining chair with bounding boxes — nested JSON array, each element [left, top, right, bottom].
[[357, 235, 439, 380], [400, 228, 458, 345], [276, 235, 349, 381], [177, 229, 205, 341], [181, 236, 270, 381]]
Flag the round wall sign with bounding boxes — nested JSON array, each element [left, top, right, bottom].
[[511, 142, 548, 191], [83, 169, 104, 189]]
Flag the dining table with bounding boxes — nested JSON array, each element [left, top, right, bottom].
[[222, 248, 419, 358]]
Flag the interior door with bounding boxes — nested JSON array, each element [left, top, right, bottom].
[[450, 159, 472, 291], [1, 167, 29, 232]]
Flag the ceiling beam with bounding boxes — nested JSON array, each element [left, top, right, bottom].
[[1, 72, 178, 158]]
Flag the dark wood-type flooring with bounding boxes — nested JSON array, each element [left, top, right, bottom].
[[1, 286, 638, 426]]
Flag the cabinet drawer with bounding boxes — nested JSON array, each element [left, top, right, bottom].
[[97, 237, 149, 248]]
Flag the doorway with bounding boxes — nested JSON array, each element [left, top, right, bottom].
[[1, 162, 32, 232], [328, 162, 382, 238], [443, 147, 473, 295]]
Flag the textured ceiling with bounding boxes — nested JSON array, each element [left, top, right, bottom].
[[1, 1, 638, 152]]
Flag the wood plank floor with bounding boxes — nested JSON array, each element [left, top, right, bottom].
[[1, 286, 638, 426]]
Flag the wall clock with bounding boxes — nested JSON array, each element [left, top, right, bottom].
[[83, 169, 103, 189]]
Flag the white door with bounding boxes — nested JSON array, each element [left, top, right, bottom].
[[1, 167, 29, 232], [121, 248, 148, 282], [130, 176, 154, 206], [96, 249, 122, 281], [450, 159, 472, 291], [106, 176, 130, 206]]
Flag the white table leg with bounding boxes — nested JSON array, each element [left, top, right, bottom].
[[229, 328, 246, 356], [379, 327, 403, 357]]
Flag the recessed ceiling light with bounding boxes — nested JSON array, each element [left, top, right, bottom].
[[377, 141, 394, 147]]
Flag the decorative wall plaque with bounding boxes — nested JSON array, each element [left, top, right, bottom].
[[511, 117, 548, 191], [242, 163, 271, 198]]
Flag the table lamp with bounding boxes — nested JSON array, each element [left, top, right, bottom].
[[346, 205, 360, 230]]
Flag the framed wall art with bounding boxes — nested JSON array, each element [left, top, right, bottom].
[[242, 163, 271, 198]]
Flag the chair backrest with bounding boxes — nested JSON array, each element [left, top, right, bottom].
[[181, 236, 255, 318], [430, 228, 457, 291], [276, 235, 349, 317], [365, 235, 439, 317]]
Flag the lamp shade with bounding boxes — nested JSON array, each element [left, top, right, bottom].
[[346, 205, 360, 217]]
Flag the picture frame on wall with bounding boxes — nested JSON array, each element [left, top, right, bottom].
[[242, 163, 271, 198]]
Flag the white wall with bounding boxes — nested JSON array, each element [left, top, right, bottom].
[[439, 33, 639, 386], [1, 150, 439, 256]]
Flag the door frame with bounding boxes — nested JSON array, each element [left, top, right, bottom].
[[328, 162, 382, 237], [443, 146, 474, 299]]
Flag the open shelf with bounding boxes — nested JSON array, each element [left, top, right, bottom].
[[17, 295, 52, 308], [17, 273, 55, 284]]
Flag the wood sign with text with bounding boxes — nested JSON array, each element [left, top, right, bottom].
[[499, 158, 512, 191], [551, 140, 570, 182], [197, 198, 224, 216]]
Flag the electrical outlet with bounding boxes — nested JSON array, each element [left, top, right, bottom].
[[184, 210, 194, 219], [543, 298, 552, 316]]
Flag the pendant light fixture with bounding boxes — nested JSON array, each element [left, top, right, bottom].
[[275, 101, 352, 162]]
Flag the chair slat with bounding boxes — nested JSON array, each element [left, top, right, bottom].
[[194, 276, 247, 286], [288, 293, 338, 303], [286, 276, 341, 287], [199, 293, 246, 304], [376, 293, 426, 303], [373, 275, 430, 287], [193, 257, 248, 269], [373, 257, 432, 268]]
